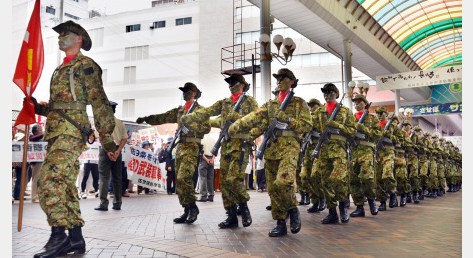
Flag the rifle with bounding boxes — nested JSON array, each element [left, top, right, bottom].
[[297, 130, 321, 167], [210, 92, 247, 156], [311, 94, 346, 158], [349, 102, 372, 147], [375, 118, 394, 151], [255, 80, 298, 160], [166, 101, 197, 156]]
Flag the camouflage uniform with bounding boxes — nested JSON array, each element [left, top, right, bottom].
[[139, 101, 210, 206], [311, 84, 356, 223], [36, 51, 116, 228], [427, 134, 439, 197], [392, 116, 410, 206], [349, 95, 381, 214], [375, 107, 396, 210], [437, 138, 447, 195], [445, 142, 456, 192], [406, 125, 421, 203], [229, 69, 311, 235], [301, 98, 325, 212], [417, 131, 430, 199], [181, 74, 258, 228]]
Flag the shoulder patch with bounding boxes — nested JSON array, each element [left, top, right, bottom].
[[84, 66, 94, 75]]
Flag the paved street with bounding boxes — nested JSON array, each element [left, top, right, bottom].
[[12, 190, 461, 258]]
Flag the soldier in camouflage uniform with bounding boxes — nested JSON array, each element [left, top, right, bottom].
[[301, 98, 327, 213], [437, 138, 447, 196], [311, 83, 356, 224], [374, 107, 397, 211], [31, 20, 117, 258], [136, 83, 210, 224], [391, 115, 410, 207], [229, 68, 311, 237], [348, 94, 381, 218], [405, 123, 421, 204], [180, 74, 258, 229], [426, 134, 440, 198], [446, 141, 456, 192], [454, 146, 462, 191], [418, 131, 431, 200]]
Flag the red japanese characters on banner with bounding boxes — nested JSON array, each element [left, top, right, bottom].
[[127, 145, 165, 191]]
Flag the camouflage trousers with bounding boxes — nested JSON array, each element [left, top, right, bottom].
[[428, 158, 439, 190], [375, 148, 396, 202], [314, 156, 349, 209], [302, 154, 323, 203], [38, 135, 85, 228], [394, 150, 409, 194], [437, 159, 446, 190], [219, 150, 250, 210], [418, 155, 429, 189], [265, 156, 298, 220], [349, 146, 376, 206], [407, 154, 421, 192], [175, 142, 200, 206]]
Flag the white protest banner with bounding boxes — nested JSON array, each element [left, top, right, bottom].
[[78, 142, 100, 162], [12, 142, 47, 162], [376, 65, 462, 91], [126, 145, 166, 191], [138, 127, 160, 145]]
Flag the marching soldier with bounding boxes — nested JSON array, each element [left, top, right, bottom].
[[374, 107, 397, 211], [301, 98, 327, 213], [391, 116, 410, 207], [349, 94, 381, 217], [229, 68, 311, 237], [180, 74, 258, 229], [418, 131, 431, 199], [437, 138, 447, 196], [136, 83, 210, 224], [405, 124, 421, 204], [311, 83, 356, 224], [31, 20, 116, 257], [426, 134, 439, 198], [446, 141, 456, 192]]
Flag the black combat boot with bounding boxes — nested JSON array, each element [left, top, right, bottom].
[[266, 205, 272, 210], [173, 205, 189, 223], [378, 201, 387, 211], [400, 194, 407, 207], [288, 207, 301, 234], [318, 197, 327, 211], [406, 192, 412, 203], [432, 189, 438, 198], [34, 226, 71, 258], [298, 192, 306, 205], [268, 219, 287, 237], [419, 187, 425, 200], [321, 207, 339, 224], [307, 200, 320, 213], [447, 184, 453, 192], [339, 201, 349, 223], [239, 202, 252, 227], [368, 199, 378, 215], [186, 202, 200, 223], [304, 193, 310, 205], [345, 195, 351, 209], [218, 205, 238, 228], [389, 193, 398, 208], [66, 226, 86, 255], [350, 205, 365, 217], [438, 188, 444, 197], [413, 191, 420, 204]]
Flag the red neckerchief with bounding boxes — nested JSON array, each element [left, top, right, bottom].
[[231, 92, 243, 103], [183, 100, 193, 113], [278, 90, 289, 103], [355, 111, 364, 121], [379, 119, 387, 129], [325, 100, 337, 115], [63, 54, 76, 65]]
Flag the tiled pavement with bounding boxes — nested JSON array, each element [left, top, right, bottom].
[[12, 190, 462, 257]]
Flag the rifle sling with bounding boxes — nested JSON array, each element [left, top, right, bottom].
[[358, 140, 376, 148], [330, 134, 346, 142]]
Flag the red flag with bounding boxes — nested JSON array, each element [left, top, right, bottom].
[[13, 0, 44, 126]]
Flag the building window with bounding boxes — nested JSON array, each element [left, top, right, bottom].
[[125, 45, 149, 61], [126, 24, 141, 33], [153, 20, 166, 28], [88, 27, 104, 48], [123, 99, 135, 119], [64, 13, 80, 20], [45, 6, 55, 15], [124, 66, 136, 84], [176, 17, 192, 26]]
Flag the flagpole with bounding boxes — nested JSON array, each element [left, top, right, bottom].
[[17, 124, 30, 232]]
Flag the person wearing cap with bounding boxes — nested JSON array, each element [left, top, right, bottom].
[[425, 133, 440, 198], [137, 140, 153, 194], [300, 98, 326, 213], [445, 141, 457, 192], [418, 131, 431, 199], [348, 94, 381, 218], [310, 83, 356, 224], [374, 107, 397, 211], [180, 73, 258, 229], [29, 20, 117, 258], [95, 101, 128, 211], [228, 68, 311, 237], [158, 137, 176, 195], [29, 125, 45, 203], [390, 115, 410, 207], [136, 82, 210, 224], [437, 137, 448, 196], [405, 124, 422, 204]]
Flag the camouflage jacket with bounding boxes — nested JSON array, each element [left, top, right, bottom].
[[142, 102, 210, 139], [353, 113, 382, 144], [181, 95, 258, 154], [228, 96, 311, 160], [312, 105, 356, 159], [36, 52, 116, 152]]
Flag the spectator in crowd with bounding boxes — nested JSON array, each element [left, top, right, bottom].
[[80, 132, 99, 199], [159, 137, 176, 195], [29, 124, 44, 203], [256, 157, 266, 192], [197, 134, 217, 202], [12, 126, 32, 201], [138, 140, 152, 194]]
